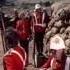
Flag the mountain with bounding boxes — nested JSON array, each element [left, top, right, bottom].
[[17, 0, 47, 3], [6, 0, 70, 4]]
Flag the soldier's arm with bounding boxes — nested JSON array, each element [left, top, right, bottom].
[[16, 20, 20, 30], [45, 13, 50, 27], [3, 54, 24, 70], [16, 21, 22, 34], [3, 55, 17, 70], [42, 55, 53, 69]]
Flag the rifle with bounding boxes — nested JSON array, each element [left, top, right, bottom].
[[0, 10, 7, 53], [32, 13, 37, 67]]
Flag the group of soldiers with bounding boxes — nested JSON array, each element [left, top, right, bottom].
[[0, 3, 70, 70], [1, 3, 50, 70]]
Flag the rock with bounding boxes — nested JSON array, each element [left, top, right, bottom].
[[44, 2, 70, 56], [51, 27, 58, 34], [60, 33, 67, 40], [65, 39, 70, 48], [51, 2, 70, 18], [45, 31, 52, 39], [60, 27, 65, 34], [45, 28, 49, 33], [65, 26, 70, 33], [54, 20, 63, 28]]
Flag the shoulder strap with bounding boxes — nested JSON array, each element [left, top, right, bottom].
[[33, 12, 37, 24], [10, 48, 26, 68], [33, 12, 45, 25], [18, 46, 27, 61], [42, 12, 45, 24]]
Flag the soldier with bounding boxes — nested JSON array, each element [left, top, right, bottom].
[[40, 34, 66, 70], [32, 4, 50, 55], [4, 14, 12, 29], [16, 11, 31, 65], [11, 8, 19, 28], [3, 27, 27, 70]]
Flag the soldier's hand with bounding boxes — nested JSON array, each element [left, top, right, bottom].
[[29, 35, 33, 41], [39, 68, 47, 70]]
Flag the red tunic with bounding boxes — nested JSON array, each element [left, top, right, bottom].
[[42, 55, 62, 70], [42, 50, 66, 70], [3, 46, 27, 70], [33, 12, 46, 32], [32, 11, 49, 33], [16, 19, 31, 40]]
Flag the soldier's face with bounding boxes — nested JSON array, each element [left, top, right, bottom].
[[36, 8, 42, 13], [21, 15, 25, 20], [6, 40, 13, 49]]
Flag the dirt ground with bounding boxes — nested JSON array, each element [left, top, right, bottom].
[[0, 31, 4, 70]]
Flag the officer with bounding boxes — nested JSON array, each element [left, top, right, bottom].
[[32, 4, 50, 55]]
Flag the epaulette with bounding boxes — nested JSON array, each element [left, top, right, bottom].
[[4, 48, 13, 57]]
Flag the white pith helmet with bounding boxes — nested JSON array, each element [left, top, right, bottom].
[[50, 34, 65, 50], [35, 4, 41, 10]]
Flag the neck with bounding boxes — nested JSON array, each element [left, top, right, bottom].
[[9, 44, 17, 48]]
